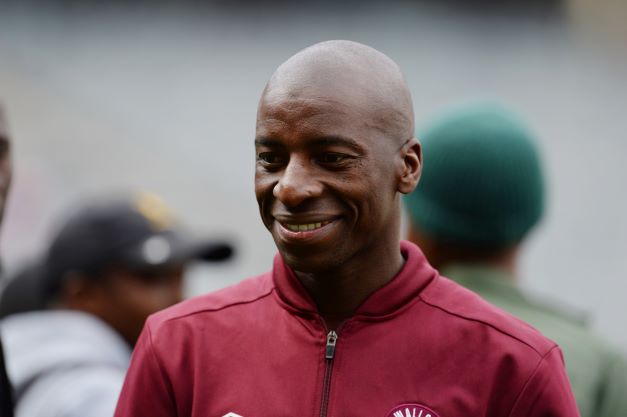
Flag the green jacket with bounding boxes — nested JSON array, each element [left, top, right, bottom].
[[442, 264, 627, 417]]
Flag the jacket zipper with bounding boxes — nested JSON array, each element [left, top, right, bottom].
[[320, 330, 338, 417]]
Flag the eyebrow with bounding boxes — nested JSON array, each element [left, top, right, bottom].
[[254, 137, 281, 147], [311, 136, 364, 153], [255, 135, 364, 153]]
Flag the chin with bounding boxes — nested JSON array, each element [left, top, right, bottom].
[[279, 248, 344, 276]]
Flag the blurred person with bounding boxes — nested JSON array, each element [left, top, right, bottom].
[[0, 262, 48, 319], [0, 103, 14, 417], [114, 41, 578, 417], [404, 102, 627, 417], [1, 192, 233, 417]]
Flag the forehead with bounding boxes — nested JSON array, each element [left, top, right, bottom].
[[256, 88, 374, 143]]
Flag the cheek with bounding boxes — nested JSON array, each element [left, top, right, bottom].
[[254, 174, 278, 227], [254, 172, 275, 202], [356, 166, 398, 219], [373, 157, 400, 196]]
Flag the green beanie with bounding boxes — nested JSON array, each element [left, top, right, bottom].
[[404, 102, 545, 247]]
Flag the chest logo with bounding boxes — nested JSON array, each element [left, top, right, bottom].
[[385, 403, 440, 417], [222, 413, 243, 417]]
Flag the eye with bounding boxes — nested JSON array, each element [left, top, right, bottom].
[[317, 153, 349, 164], [257, 152, 286, 166]]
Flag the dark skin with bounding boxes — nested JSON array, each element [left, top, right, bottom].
[[255, 41, 422, 329], [0, 106, 13, 230], [58, 265, 184, 346]]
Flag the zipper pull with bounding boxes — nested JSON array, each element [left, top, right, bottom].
[[325, 330, 338, 360]]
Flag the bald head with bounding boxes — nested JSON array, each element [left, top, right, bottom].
[[259, 40, 415, 143]]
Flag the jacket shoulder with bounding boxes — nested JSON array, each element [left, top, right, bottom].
[[421, 276, 557, 357], [147, 272, 274, 328]]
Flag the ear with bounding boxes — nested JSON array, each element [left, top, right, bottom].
[[397, 137, 422, 194]]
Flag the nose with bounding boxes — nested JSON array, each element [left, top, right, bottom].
[[273, 157, 323, 207]]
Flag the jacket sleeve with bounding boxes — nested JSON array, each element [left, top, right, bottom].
[[113, 323, 176, 417], [509, 346, 581, 417], [595, 349, 627, 417]]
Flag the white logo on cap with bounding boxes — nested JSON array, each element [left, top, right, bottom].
[[222, 413, 243, 417], [142, 235, 171, 265]]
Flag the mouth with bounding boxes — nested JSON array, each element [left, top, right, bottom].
[[272, 216, 340, 244], [280, 220, 333, 232]]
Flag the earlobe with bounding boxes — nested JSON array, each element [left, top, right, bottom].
[[398, 138, 422, 194]]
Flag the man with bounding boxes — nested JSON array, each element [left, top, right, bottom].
[[0, 104, 14, 417], [1, 192, 233, 417], [114, 41, 579, 417], [404, 102, 627, 417]]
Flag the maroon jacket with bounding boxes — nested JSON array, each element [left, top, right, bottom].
[[114, 241, 579, 417]]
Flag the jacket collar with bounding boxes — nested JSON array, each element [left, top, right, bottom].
[[271, 240, 438, 319]]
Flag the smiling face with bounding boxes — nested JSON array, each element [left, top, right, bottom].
[[255, 43, 420, 276], [256, 98, 400, 274]]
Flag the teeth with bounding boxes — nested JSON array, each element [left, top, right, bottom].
[[284, 221, 329, 232]]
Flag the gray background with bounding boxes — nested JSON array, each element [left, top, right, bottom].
[[1, 1, 626, 353]]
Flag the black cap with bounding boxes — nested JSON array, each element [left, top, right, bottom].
[[43, 192, 233, 296]]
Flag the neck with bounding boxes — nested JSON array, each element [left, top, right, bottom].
[[436, 247, 519, 283], [295, 243, 405, 329], [408, 227, 521, 282]]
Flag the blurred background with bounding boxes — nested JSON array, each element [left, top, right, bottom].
[[0, 0, 626, 353]]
